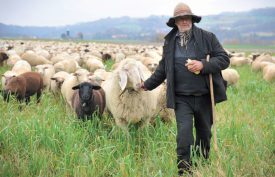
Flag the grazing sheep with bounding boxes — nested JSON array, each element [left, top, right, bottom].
[[3, 72, 43, 104], [21, 51, 52, 66], [1, 70, 17, 88], [11, 60, 32, 75], [50, 71, 71, 94], [102, 58, 161, 130], [35, 64, 55, 90], [221, 68, 240, 86], [84, 58, 105, 72], [230, 56, 251, 67], [252, 53, 273, 72], [263, 64, 275, 82], [61, 69, 91, 107], [71, 82, 106, 120], [0, 52, 9, 66], [54, 59, 79, 73]]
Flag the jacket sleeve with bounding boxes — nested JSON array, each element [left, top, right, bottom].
[[201, 33, 230, 74], [144, 56, 166, 90]]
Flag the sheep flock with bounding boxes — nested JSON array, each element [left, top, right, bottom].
[[0, 40, 274, 130]]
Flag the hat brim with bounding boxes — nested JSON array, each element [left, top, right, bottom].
[[166, 15, 201, 27]]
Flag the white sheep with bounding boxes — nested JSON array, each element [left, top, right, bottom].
[[84, 58, 105, 72], [54, 59, 79, 73], [1, 70, 17, 88], [252, 53, 273, 72], [21, 51, 52, 66], [50, 71, 71, 94], [263, 64, 275, 82], [7, 54, 22, 67], [221, 68, 240, 86], [102, 58, 161, 130], [11, 60, 32, 75], [61, 69, 91, 107], [230, 56, 251, 67], [35, 64, 55, 90]]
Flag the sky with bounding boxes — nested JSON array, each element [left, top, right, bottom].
[[0, 0, 274, 27]]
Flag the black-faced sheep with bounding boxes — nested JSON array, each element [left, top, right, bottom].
[[71, 82, 106, 120], [3, 72, 43, 104]]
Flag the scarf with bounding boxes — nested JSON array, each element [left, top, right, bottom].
[[178, 29, 192, 50]]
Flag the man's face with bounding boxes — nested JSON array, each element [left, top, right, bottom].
[[175, 16, 192, 32]]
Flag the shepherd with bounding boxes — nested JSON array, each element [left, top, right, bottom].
[[141, 2, 229, 176]]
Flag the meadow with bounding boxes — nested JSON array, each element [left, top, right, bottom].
[[0, 55, 274, 177]]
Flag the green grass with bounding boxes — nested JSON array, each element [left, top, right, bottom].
[[224, 44, 275, 54], [0, 65, 274, 177]]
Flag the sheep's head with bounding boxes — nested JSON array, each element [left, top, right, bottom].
[[51, 77, 65, 89], [72, 82, 101, 103], [118, 61, 145, 92], [35, 64, 50, 75]]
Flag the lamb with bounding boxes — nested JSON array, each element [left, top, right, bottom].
[[61, 69, 91, 107], [0, 52, 9, 66], [102, 58, 161, 130], [21, 51, 52, 66], [35, 64, 55, 90], [50, 71, 71, 94], [3, 72, 43, 104], [7, 54, 21, 67], [71, 82, 106, 120], [221, 68, 240, 86]]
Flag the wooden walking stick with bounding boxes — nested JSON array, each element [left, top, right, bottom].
[[206, 54, 219, 152]]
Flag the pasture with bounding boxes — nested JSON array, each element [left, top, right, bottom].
[[0, 42, 274, 177]]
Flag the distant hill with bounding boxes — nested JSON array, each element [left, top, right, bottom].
[[0, 7, 274, 44]]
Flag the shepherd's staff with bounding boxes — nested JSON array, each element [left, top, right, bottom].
[[206, 54, 218, 152]]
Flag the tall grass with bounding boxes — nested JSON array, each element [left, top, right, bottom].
[[0, 65, 274, 177]]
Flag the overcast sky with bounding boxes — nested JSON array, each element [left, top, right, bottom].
[[1, 0, 274, 26]]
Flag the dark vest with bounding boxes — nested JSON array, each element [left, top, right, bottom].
[[174, 34, 208, 96]]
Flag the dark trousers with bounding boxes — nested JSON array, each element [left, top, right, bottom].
[[174, 94, 212, 172]]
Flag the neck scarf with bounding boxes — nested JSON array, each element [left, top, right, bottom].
[[178, 29, 192, 50]]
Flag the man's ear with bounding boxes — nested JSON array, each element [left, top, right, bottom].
[[118, 70, 127, 91]]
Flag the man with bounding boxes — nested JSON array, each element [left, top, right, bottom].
[[141, 2, 229, 176]]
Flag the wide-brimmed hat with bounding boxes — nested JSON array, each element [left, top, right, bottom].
[[167, 2, 201, 27]]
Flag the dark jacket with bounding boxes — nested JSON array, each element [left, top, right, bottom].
[[144, 25, 230, 109]]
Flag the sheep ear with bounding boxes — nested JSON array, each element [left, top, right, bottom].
[[92, 85, 101, 90], [50, 77, 57, 81], [72, 84, 80, 90], [118, 70, 127, 91], [137, 64, 146, 81]]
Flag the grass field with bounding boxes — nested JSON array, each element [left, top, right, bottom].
[[0, 64, 274, 177]]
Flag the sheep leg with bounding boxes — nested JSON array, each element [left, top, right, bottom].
[[36, 90, 42, 103], [25, 96, 31, 105]]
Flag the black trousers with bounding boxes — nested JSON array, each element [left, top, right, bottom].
[[174, 94, 212, 171]]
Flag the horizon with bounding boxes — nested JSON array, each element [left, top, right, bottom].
[[0, 0, 275, 27]]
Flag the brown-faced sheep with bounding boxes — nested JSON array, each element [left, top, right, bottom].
[[3, 72, 43, 104], [71, 82, 106, 120]]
